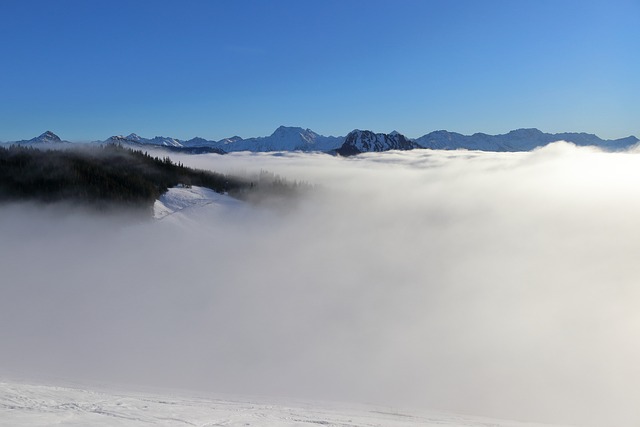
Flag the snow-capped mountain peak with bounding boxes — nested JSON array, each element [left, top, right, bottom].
[[212, 126, 342, 152], [30, 131, 62, 143]]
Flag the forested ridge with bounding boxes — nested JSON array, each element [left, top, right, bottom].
[[0, 144, 248, 210]]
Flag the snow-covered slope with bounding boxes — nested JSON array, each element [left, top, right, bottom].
[[336, 129, 419, 155], [0, 380, 572, 427], [154, 185, 245, 223]]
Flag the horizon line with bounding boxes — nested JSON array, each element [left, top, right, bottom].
[[3, 126, 638, 144]]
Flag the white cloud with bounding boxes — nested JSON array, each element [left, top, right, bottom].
[[2, 143, 640, 426]]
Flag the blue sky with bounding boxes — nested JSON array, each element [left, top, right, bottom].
[[1, 0, 638, 141]]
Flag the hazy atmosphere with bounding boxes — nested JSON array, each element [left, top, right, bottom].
[[3, 144, 640, 426], [2, 1, 639, 426]]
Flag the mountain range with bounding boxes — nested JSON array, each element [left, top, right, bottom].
[[104, 126, 343, 153], [4, 127, 638, 155]]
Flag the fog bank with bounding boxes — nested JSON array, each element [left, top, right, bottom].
[[2, 143, 640, 427]]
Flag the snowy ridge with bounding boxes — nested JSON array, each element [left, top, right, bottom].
[[213, 126, 344, 152], [153, 185, 245, 223], [7, 131, 67, 145], [0, 380, 572, 427], [107, 133, 182, 147], [30, 131, 62, 144]]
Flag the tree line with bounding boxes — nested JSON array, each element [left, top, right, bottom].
[[0, 144, 247, 210], [0, 144, 310, 213]]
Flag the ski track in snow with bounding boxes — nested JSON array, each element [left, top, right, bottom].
[[0, 380, 571, 427]]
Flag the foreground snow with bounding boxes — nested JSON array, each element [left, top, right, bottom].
[[0, 380, 571, 427]]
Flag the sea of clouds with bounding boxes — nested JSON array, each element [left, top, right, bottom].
[[2, 142, 640, 427]]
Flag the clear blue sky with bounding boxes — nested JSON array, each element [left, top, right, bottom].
[[1, 0, 638, 141]]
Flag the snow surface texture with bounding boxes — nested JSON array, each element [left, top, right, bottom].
[[0, 381, 569, 427], [153, 185, 246, 224]]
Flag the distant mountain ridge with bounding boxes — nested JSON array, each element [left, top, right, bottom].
[[413, 128, 638, 152], [10, 131, 67, 145], [4, 127, 638, 155], [104, 126, 343, 153]]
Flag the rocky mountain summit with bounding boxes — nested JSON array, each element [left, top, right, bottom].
[[336, 130, 420, 155]]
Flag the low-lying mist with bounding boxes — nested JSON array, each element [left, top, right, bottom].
[[2, 142, 640, 427]]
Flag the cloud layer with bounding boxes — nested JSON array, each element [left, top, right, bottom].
[[2, 143, 640, 426]]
